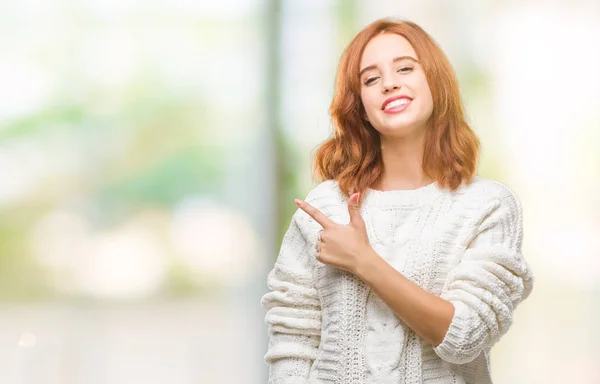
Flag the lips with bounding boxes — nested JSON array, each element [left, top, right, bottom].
[[381, 95, 413, 110]]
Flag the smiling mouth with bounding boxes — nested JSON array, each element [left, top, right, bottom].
[[383, 98, 411, 111]]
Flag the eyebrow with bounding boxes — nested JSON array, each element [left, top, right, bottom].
[[359, 56, 419, 77]]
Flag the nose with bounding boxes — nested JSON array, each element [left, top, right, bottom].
[[382, 76, 400, 93]]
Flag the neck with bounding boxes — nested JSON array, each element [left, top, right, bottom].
[[375, 130, 433, 190]]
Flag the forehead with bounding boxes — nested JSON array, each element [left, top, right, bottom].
[[360, 33, 418, 68]]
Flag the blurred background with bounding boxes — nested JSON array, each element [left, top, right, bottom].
[[0, 0, 598, 383]]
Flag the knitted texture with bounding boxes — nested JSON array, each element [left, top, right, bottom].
[[261, 177, 533, 384]]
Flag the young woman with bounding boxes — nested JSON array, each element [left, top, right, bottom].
[[261, 18, 533, 384]]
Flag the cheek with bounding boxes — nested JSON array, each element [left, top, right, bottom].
[[422, 89, 434, 112], [415, 80, 434, 114], [360, 90, 379, 113]]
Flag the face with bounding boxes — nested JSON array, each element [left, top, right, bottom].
[[359, 33, 434, 139]]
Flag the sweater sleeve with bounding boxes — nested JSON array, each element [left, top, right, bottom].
[[433, 188, 534, 364], [260, 209, 322, 384]]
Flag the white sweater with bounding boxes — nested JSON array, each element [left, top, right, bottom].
[[261, 177, 534, 384]]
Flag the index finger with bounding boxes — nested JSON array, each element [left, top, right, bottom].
[[294, 199, 335, 229]]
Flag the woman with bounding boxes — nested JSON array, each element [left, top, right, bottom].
[[261, 18, 533, 384]]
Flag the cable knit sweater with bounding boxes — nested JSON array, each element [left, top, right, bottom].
[[261, 177, 534, 384]]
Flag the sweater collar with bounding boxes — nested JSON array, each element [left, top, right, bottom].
[[363, 181, 446, 208]]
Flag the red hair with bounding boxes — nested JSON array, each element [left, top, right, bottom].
[[312, 18, 480, 201]]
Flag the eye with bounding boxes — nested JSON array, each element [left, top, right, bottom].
[[397, 66, 413, 73], [364, 76, 379, 86]]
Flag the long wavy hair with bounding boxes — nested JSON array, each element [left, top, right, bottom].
[[312, 18, 480, 202]]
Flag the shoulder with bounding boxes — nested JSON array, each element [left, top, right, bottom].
[[457, 176, 523, 228], [303, 179, 346, 209], [459, 176, 522, 207], [292, 179, 347, 230]]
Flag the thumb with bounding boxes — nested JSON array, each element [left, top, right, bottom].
[[348, 193, 364, 226]]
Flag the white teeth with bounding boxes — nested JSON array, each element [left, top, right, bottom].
[[384, 98, 410, 110]]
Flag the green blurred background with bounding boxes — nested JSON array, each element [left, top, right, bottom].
[[0, 0, 598, 383]]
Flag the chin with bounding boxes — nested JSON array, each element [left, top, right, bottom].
[[380, 119, 417, 131], [377, 122, 423, 138]]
